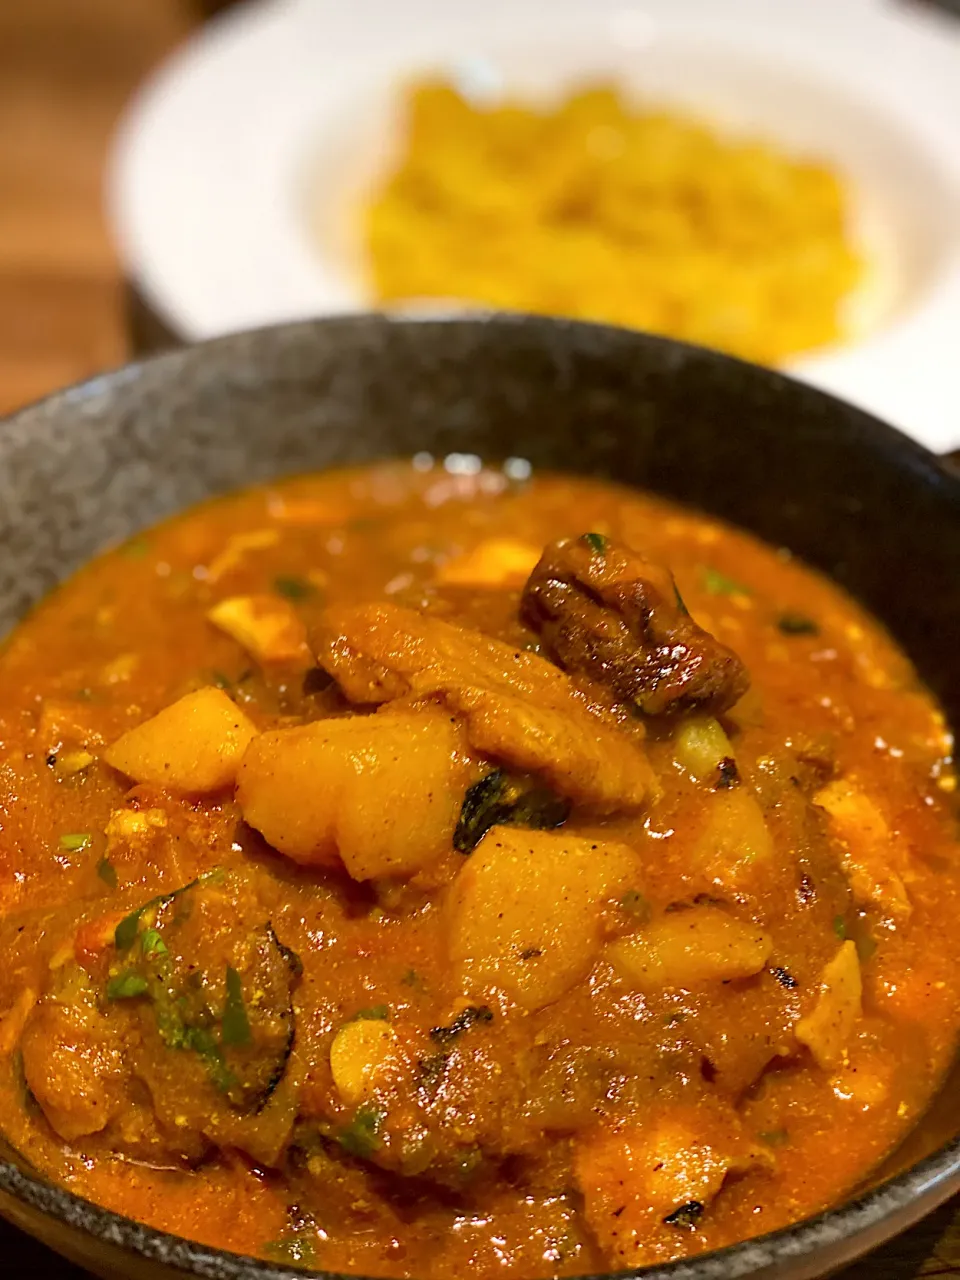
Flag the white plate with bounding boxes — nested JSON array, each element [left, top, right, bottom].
[[108, 0, 960, 450]]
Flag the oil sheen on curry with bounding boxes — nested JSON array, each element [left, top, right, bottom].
[[0, 459, 956, 1278]]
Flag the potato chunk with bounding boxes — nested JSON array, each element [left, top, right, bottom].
[[447, 826, 641, 1009], [693, 788, 774, 890], [577, 1100, 764, 1264], [672, 716, 735, 782], [609, 906, 771, 991], [237, 709, 468, 880], [436, 538, 541, 586], [104, 687, 256, 794], [795, 939, 862, 1070], [813, 779, 911, 919], [207, 594, 311, 667]]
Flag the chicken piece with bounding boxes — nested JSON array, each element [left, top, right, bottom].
[[207, 595, 312, 667], [436, 538, 542, 587], [238, 707, 469, 880], [448, 826, 642, 1009], [20, 985, 127, 1141], [609, 906, 772, 992], [795, 939, 862, 1070], [577, 1100, 765, 1265], [314, 603, 656, 813], [104, 687, 257, 794], [812, 779, 911, 920], [521, 534, 749, 715]]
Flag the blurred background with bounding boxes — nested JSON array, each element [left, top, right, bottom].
[[1, 0, 959, 439]]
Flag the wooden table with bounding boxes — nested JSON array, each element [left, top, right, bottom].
[[2, 1, 960, 1276], [0, 0, 193, 417]]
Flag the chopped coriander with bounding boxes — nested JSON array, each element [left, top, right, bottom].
[[59, 832, 91, 852], [141, 928, 167, 958], [348, 1005, 389, 1023], [337, 1102, 386, 1158], [833, 914, 847, 940], [777, 611, 820, 636], [274, 574, 314, 601], [581, 531, 608, 555], [96, 856, 118, 889], [855, 932, 878, 963], [222, 964, 252, 1047], [702, 566, 750, 596], [401, 968, 425, 991], [106, 970, 149, 1001]]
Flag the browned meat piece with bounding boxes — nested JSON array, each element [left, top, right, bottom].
[[312, 602, 656, 813], [521, 534, 750, 716]]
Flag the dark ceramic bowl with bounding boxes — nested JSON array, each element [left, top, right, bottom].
[[1, 314, 959, 1280]]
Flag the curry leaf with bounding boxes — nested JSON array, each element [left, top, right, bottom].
[[581, 531, 608, 555], [274, 574, 314, 602], [702, 566, 750, 596], [96, 856, 118, 889], [337, 1103, 386, 1158], [222, 964, 252, 1047]]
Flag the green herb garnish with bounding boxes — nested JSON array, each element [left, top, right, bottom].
[[222, 964, 252, 1047], [777, 611, 820, 636], [273, 574, 314, 601], [833, 915, 847, 940], [702, 566, 750, 596], [141, 928, 167, 958], [347, 1005, 389, 1023], [59, 832, 91, 852], [581, 532, 608, 555], [96, 856, 118, 889], [107, 970, 150, 1000], [337, 1102, 386, 1158]]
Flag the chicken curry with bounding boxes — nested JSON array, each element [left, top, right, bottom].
[[0, 457, 956, 1277]]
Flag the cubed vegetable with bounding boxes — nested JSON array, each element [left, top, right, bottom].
[[237, 709, 469, 880], [207, 594, 311, 666], [436, 538, 542, 587], [795, 939, 862, 1069], [447, 826, 642, 1010], [672, 716, 735, 782], [329, 1019, 399, 1105], [609, 906, 772, 991], [103, 687, 256, 794]]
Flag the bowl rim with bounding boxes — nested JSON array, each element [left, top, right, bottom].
[[2, 311, 960, 1280]]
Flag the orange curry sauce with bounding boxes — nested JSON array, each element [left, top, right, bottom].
[[0, 460, 957, 1278]]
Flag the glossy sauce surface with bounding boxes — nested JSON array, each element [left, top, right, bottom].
[[0, 460, 956, 1278]]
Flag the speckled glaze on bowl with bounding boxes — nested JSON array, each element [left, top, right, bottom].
[[1, 314, 960, 1280]]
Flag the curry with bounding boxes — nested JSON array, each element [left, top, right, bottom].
[[0, 458, 956, 1278]]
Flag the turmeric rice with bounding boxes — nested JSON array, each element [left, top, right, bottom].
[[362, 79, 864, 364]]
